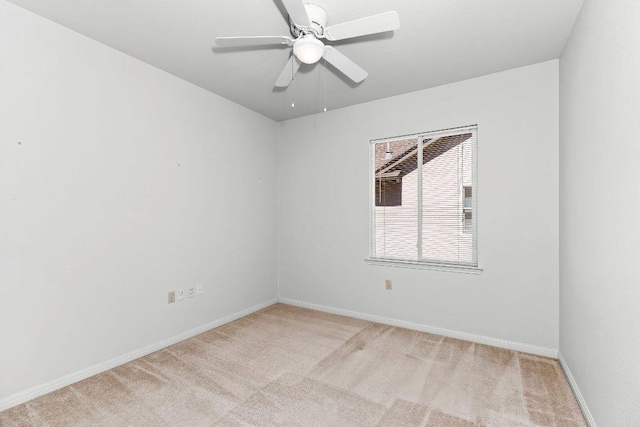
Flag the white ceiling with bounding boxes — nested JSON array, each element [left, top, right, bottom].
[[8, 0, 583, 121]]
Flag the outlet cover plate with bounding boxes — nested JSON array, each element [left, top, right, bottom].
[[176, 289, 185, 301], [196, 284, 203, 296], [187, 287, 195, 298]]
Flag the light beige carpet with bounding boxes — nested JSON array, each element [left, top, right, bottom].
[[0, 304, 586, 426]]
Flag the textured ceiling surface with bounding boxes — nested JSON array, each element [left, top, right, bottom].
[[7, 0, 584, 121]]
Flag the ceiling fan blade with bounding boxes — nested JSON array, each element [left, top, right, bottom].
[[281, 0, 311, 28], [215, 36, 294, 47], [324, 11, 400, 41], [323, 46, 368, 83], [275, 55, 302, 87]]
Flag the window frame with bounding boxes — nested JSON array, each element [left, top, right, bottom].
[[366, 125, 482, 274]]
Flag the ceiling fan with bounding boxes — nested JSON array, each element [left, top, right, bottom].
[[215, 0, 400, 88]]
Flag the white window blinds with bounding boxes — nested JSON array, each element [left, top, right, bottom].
[[371, 126, 477, 267]]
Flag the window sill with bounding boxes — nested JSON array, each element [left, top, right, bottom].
[[365, 258, 483, 274]]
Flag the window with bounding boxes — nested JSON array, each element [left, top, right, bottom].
[[368, 126, 478, 271]]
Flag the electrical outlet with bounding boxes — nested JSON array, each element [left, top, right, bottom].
[[176, 289, 185, 301], [187, 287, 195, 298], [196, 284, 203, 296], [168, 291, 176, 304], [385, 279, 392, 290]]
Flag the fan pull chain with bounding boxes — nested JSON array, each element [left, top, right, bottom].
[[323, 58, 327, 112], [291, 56, 295, 108]]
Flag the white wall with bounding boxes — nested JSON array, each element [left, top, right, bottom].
[[0, 1, 278, 402], [278, 60, 560, 351], [560, 0, 640, 425]]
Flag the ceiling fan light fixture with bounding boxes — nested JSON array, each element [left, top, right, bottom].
[[293, 35, 325, 64]]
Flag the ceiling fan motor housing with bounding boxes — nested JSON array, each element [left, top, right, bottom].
[[290, 4, 328, 37]]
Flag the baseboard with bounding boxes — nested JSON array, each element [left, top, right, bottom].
[[0, 298, 279, 412], [558, 351, 597, 427], [279, 297, 558, 358]]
